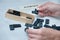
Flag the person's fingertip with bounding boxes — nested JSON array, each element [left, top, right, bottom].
[[37, 6, 44, 11]]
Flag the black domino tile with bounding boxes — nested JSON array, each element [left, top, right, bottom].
[[33, 26, 41, 29], [25, 23, 33, 27], [32, 9, 38, 15], [9, 25, 14, 30], [44, 24, 52, 28], [52, 24, 60, 30], [33, 19, 40, 26], [7, 10, 20, 16], [45, 19, 49, 24], [9, 24, 21, 30]]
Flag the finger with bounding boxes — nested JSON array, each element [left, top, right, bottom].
[[26, 29, 41, 35], [28, 38, 38, 40], [28, 34, 40, 39], [38, 3, 48, 11], [38, 2, 52, 9], [43, 9, 53, 16], [38, 7, 49, 17], [28, 35, 45, 40], [39, 35, 48, 40], [38, 11, 49, 17], [38, 12, 45, 17], [38, 9, 53, 17]]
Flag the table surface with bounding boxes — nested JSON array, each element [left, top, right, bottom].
[[0, 0, 60, 40]]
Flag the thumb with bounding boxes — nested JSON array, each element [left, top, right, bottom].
[[37, 2, 48, 11]]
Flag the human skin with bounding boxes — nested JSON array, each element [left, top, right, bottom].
[[38, 2, 60, 17], [26, 2, 60, 40], [26, 27, 60, 40]]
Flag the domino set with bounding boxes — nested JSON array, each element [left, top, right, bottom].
[[5, 9, 60, 31], [5, 9, 35, 24], [25, 19, 60, 31]]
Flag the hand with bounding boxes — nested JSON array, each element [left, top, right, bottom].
[[26, 27, 60, 40], [38, 2, 60, 17]]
